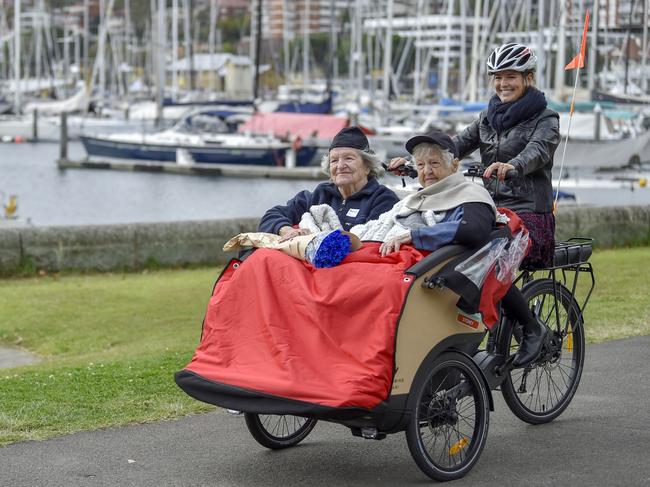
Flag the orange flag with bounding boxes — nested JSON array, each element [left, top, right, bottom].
[[565, 10, 590, 70]]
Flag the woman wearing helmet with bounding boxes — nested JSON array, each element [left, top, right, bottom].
[[454, 43, 560, 367]]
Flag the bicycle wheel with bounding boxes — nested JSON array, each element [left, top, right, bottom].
[[244, 414, 317, 450], [405, 352, 490, 482], [498, 278, 585, 424]]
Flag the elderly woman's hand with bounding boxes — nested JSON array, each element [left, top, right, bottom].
[[379, 231, 412, 256], [278, 226, 312, 242], [484, 161, 516, 181]]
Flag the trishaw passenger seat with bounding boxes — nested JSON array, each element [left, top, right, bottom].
[[407, 227, 509, 279], [406, 244, 471, 278]]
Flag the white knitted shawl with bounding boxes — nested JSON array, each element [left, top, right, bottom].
[[299, 172, 497, 242]]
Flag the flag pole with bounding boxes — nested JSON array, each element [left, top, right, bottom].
[[554, 10, 590, 211], [553, 60, 582, 210]]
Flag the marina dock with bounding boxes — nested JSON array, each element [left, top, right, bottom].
[[57, 158, 327, 180]]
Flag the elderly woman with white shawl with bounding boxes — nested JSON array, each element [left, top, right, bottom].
[[351, 130, 497, 258], [361, 129, 544, 368]]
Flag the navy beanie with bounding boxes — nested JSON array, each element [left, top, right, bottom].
[[328, 126, 370, 152]]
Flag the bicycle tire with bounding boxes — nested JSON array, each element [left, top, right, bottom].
[[405, 352, 490, 481], [498, 278, 585, 424], [244, 414, 317, 450]]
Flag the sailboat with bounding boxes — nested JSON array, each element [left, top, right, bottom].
[[80, 110, 318, 166]]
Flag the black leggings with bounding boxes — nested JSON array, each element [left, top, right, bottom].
[[501, 285, 536, 330]]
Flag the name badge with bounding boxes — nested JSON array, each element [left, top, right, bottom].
[[346, 208, 360, 217]]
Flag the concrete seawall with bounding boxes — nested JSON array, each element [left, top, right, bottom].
[[555, 205, 650, 247], [1, 206, 648, 274], [0, 218, 259, 274]]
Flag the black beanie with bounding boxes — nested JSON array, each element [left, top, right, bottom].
[[328, 126, 370, 152]]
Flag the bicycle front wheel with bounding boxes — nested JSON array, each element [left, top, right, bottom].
[[405, 352, 490, 481], [498, 278, 585, 424]]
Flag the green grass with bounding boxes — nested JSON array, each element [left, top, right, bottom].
[[0, 268, 220, 446], [0, 247, 649, 446], [578, 247, 650, 343]]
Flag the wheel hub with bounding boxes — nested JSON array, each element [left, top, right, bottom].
[[426, 394, 459, 429]]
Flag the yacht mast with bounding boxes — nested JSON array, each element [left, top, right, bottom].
[[554, 1, 566, 100], [642, 0, 648, 93], [282, 0, 290, 79], [440, 0, 454, 98], [253, 0, 262, 100], [84, 0, 89, 76], [536, 0, 545, 91], [13, 0, 20, 113], [414, 0, 424, 102], [209, 0, 218, 92], [588, 0, 599, 92], [125, 0, 131, 70], [35, 2, 43, 84], [156, 0, 165, 126], [99, 0, 106, 96], [183, 0, 193, 91], [302, 0, 311, 84], [382, 0, 394, 117], [466, 0, 481, 102], [172, 0, 179, 99]]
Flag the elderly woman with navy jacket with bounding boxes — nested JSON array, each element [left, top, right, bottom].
[[258, 126, 399, 240]]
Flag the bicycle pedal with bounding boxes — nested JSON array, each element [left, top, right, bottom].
[[496, 355, 516, 376], [360, 427, 387, 440]]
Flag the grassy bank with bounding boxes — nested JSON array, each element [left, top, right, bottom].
[[1, 247, 649, 445], [0, 268, 219, 446]]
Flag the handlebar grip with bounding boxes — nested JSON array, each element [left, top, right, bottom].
[[464, 167, 519, 180], [382, 162, 418, 179]]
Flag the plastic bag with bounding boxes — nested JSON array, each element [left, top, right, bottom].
[[454, 229, 530, 289]]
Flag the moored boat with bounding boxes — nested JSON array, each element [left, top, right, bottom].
[[80, 111, 318, 166]]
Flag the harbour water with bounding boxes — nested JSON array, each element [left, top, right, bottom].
[[1, 142, 322, 227], [2, 142, 650, 227]]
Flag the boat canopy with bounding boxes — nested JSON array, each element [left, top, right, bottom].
[[239, 112, 349, 141]]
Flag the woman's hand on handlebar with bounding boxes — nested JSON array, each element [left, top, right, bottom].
[[484, 162, 516, 181], [379, 231, 412, 257], [278, 226, 311, 242]]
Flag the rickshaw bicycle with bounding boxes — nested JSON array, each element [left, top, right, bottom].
[[238, 233, 594, 481], [176, 166, 595, 482], [233, 167, 595, 482]]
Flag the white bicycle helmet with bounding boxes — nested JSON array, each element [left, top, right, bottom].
[[486, 43, 537, 75]]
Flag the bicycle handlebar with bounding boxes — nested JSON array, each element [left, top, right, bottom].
[[382, 162, 418, 179], [464, 165, 518, 180]]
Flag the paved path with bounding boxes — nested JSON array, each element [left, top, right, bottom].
[[1, 337, 649, 487], [0, 346, 39, 368]]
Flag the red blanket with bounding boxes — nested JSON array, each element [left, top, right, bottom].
[[184, 243, 424, 409]]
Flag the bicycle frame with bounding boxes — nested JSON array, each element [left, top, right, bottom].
[[476, 237, 595, 387]]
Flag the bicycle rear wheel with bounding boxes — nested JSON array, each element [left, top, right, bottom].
[[498, 278, 585, 424]]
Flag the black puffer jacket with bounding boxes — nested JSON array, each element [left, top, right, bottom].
[[454, 108, 560, 213]]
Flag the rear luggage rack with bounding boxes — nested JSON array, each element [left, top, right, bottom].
[[552, 238, 593, 268], [517, 238, 596, 329]]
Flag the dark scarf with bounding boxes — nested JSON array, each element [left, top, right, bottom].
[[487, 87, 547, 135]]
